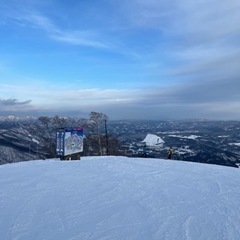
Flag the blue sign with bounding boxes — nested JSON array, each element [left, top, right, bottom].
[[56, 130, 65, 156], [56, 128, 83, 156]]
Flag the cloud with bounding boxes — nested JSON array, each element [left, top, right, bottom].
[[119, 0, 240, 39], [38, 82, 240, 120], [176, 1, 240, 45], [114, 0, 240, 81], [0, 98, 35, 116], [50, 30, 112, 49], [22, 13, 112, 48], [0, 82, 239, 120], [0, 98, 31, 106], [159, 79, 238, 106], [0, 3, 111, 49], [0, 0, 240, 120]]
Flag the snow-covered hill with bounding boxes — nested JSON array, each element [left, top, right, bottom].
[[1, 157, 240, 240]]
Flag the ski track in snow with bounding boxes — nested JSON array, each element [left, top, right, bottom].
[[1, 156, 240, 240]]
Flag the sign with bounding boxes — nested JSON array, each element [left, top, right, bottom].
[[64, 128, 83, 156], [56, 130, 65, 156], [56, 128, 83, 156]]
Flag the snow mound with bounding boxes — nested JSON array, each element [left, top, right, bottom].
[[142, 133, 164, 146], [1, 156, 240, 240]]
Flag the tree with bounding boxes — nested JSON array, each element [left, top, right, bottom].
[[88, 112, 108, 156], [38, 116, 56, 157], [37, 115, 78, 157]]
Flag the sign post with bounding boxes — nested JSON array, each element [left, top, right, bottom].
[[56, 128, 83, 160]]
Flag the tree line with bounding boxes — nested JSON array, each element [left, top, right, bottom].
[[33, 112, 121, 158]]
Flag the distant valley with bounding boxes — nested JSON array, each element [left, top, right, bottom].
[[0, 117, 240, 167], [109, 120, 240, 167]]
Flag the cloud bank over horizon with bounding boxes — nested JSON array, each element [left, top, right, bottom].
[[0, 0, 240, 120]]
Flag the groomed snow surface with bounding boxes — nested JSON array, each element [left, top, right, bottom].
[[1, 156, 240, 240]]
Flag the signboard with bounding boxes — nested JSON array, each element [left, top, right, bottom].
[[64, 128, 83, 156], [56, 130, 65, 156], [56, 128, 83, 157]]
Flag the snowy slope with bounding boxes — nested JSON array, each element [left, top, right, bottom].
[[1, 157, 240, 240]]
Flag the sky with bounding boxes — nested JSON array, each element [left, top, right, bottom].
[[1, 157, 240, 239], [0, 0, 240, 120]]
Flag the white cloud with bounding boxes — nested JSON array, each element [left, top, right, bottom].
[[51, 30, 111, 48], [0, 5, 112, 49], [1, 0, 240, 119], [1, 79, 240, 120]]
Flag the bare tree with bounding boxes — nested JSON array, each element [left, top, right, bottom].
[[38, 115, 75, 157], [37, 113, 111, 157], [38, 116, 56, 157], [88, 112, 108, 156]]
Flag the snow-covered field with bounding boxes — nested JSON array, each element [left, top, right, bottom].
[[169, 135, 200, 140], [1, 156, 240, 240]]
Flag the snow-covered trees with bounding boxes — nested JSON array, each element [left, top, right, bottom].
[[38, 116, 67, 157], [88, 112, 109, 156], [36, 113, 115, 157]]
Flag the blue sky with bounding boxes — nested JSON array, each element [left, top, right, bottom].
[[0, 0, 240, 120]]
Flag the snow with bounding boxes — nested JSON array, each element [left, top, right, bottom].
[[1, 156, 240, 240], [229, 143, 240, 147], [32, 138, 40, 144], [174, 146, 195, 156], [142, 133, 164, 146], [169, 135, 200, 140]]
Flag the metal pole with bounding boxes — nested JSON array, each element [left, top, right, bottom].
[[36, 143, 38, 159], [104, 119, 109, 155]]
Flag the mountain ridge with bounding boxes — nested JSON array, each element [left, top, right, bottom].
[[1, 119, 240, 167]]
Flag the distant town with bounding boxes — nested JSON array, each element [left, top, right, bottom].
[[0, 116, 240, 167]]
